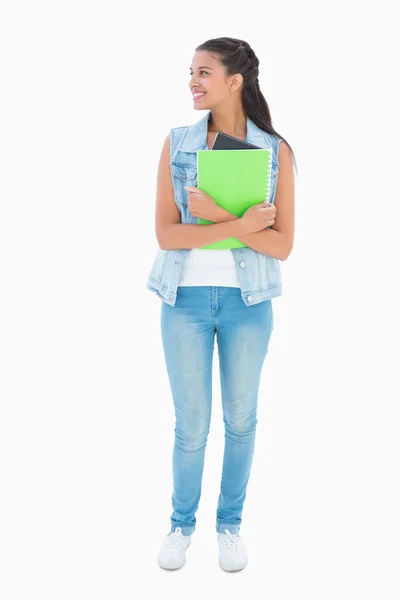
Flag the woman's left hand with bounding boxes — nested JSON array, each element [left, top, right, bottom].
[[184, 186, 220, 222]]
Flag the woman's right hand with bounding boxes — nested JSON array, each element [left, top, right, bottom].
[[240, 202, 277, 234]]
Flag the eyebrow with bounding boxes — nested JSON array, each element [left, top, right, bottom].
[[189, 66, 213, 70]]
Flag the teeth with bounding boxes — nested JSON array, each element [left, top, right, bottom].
[[193, 92, 205, 98]]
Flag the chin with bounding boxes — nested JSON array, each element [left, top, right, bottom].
[[193, 101, 211, 111]]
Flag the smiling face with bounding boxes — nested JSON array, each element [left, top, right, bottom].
[[189, 50, 243, 110]]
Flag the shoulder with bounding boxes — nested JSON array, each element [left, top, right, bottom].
[[277, 139, 291, 157], [269, 136, 290, 168], [161, 125, 189, 149], [160, 125, 190, 164], [170, 124, 190, 136], [169, 124, 191, 160], [170, 124, 190, 146]]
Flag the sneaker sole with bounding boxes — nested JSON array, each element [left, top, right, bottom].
[[157, 539, 191, 570], [219, 558, 248, 572]]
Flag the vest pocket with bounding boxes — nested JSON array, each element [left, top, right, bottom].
[[170, 164, 197, 182]]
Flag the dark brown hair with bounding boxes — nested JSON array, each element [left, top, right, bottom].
[[195, 37, 298, 174]]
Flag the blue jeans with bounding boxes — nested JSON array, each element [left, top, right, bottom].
[[160, 286, 274, 536]]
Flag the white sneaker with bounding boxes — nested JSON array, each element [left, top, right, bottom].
[[218, 529, 248, 571], [157, 527, 192, 570]]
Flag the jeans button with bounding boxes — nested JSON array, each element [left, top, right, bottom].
[[247, 295, 253, 302], [240, 261, 246, 267]]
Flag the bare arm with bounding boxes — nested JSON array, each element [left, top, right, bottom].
[[155, 133, 249, 250], [160, 219, 249, 250], [213, 141, 295, 260]]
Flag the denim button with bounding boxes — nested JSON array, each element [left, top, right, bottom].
[[175, 261, 181, 264], [240, 261, 246, 268], [248, 295, 253, 301]]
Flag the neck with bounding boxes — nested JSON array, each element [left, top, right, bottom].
[[208, 105, 247, 139]]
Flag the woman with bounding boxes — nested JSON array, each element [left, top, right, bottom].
[[146, 37, 296, 571]]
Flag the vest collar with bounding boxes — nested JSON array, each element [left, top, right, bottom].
[[179, 110, 267, 152]]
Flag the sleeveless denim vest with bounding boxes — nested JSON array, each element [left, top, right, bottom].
[[146, 110, 283, 307]]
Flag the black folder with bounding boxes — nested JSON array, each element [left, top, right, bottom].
[[211, 131, 261, 150]]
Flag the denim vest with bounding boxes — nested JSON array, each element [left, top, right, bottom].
[[146, 110, 283, 307]]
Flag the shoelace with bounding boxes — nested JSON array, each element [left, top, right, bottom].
[[222, 529, 240, 551], [165, 527, 185, 549]]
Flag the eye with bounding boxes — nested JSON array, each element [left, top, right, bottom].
[[189, 71, 208, 76]]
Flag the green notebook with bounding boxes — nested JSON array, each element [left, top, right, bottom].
[[196, 149, 273, 249]]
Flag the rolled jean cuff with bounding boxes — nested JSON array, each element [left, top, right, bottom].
[[216, 521, 241, 534], [170, 524, 195, 536]]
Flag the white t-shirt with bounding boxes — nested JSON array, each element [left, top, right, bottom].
[[178, 249, 240, 287]]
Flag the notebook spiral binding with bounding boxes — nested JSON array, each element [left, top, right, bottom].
[[265, 150, 272, 204]]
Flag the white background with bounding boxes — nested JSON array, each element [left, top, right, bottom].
[[1, 1, 399, 598]]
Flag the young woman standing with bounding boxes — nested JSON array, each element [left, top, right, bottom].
[[146, 37, 296, 571]]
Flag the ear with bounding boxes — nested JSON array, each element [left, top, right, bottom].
[[229, 73, 243, 92]]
